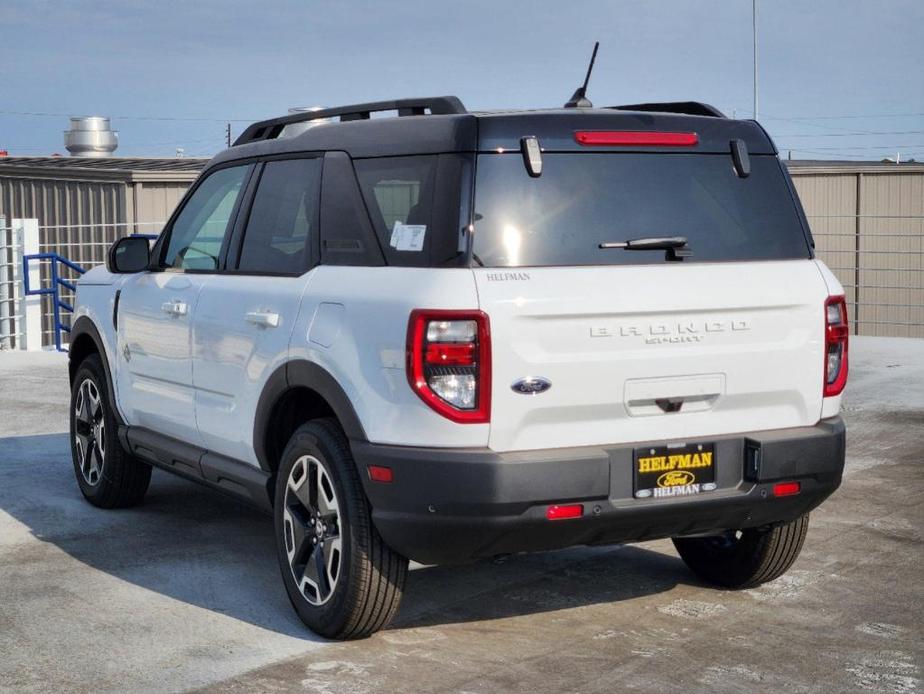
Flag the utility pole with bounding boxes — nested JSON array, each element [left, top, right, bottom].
[[225, 123, 231, 148], [753, 0, 759, 120]]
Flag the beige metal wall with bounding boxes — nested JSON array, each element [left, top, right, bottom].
[[128, 182, 192, 233], [789, 164, 924, 338]]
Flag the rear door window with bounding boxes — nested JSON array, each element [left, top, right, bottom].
[[472, 153, 811, 267], [236, 158, 322, 275]]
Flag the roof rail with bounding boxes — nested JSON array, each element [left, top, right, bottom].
[[233, 96, 467, 146], [609, 101, 726, 118]]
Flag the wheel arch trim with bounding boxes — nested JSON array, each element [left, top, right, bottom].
[[253, 360, 368, 473], [69, 316, 124, 425]]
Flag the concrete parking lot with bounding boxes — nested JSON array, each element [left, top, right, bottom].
[[1, 338, 921, 693]]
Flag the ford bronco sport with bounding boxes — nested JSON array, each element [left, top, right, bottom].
[[69, 95, 847, 639]]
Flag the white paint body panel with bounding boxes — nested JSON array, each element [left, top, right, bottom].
[[192, 273, 309, 466]]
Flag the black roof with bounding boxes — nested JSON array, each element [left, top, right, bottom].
[[209, 96, 776, 169]]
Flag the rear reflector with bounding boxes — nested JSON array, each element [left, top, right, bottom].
[[575, 131, 699, 147], [367, 465, 393, 483], [546, 504, 583, 520], [772, 481, 801, 497]]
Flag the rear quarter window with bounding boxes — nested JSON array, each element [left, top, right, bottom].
[[472, 153, 811, 267]]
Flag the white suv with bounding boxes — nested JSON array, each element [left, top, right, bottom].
[[68, 96, 848, 639]]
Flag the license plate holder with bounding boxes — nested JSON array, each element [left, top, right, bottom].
[[634, 442, 716, 499]]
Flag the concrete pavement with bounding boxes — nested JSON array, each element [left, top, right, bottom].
[[0, 339, 921, 693]]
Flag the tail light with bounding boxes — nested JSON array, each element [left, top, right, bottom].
[[824, 296, 849, 397], [407, 310, 491, 423]]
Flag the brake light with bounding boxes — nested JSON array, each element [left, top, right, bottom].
[[574, 131, 698, 147], [407, 310, 491, 423], [824, 296, 849, 397]]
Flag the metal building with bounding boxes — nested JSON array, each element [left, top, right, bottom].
[[788, 161, 924, 338]]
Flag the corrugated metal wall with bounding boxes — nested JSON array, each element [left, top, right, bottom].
[[790, 165, 924, 338], [130, 182, 189, 228]]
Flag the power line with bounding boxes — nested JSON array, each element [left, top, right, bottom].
[[773, 130, 924, 138], [0, 109, 258, 123], [765, 112, 924, 120]]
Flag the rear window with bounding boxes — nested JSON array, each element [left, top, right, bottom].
[[472, 153, 810, 267]]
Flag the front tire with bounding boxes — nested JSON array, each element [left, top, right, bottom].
[[274, 418, 408, 639], [70, 354, 151, 508], [673, 514, 810, 589]]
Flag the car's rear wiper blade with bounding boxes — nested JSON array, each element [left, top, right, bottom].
[[598, 236, 691, 261]]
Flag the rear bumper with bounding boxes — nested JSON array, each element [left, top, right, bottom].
[[352, 416, 846, 565]]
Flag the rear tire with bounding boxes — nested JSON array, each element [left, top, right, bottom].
[[70, 354, 151, 508], [274, 418, 408, 639], [672, 514, 809, 589]]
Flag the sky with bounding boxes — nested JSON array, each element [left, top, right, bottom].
[[1, 0, 923, 160]]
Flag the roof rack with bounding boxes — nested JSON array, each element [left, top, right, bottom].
[[609, 101, 726, 118], [233, 96, 467, 146]]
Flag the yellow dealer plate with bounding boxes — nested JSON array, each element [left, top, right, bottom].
[[634, 442, 716, 499]]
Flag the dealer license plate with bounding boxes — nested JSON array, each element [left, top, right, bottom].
[[634, 442, 716, 499]]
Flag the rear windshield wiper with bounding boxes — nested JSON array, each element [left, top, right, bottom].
[[598, 236, 692, 261]]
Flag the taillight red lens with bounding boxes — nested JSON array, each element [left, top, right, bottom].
[[824, 296, 849, 397], [574, 131, 698, 147], [773, 481, 801, 497], [425, 342, 476, 366], [546, 504, 584, 520], [407, 310, 491, 423]]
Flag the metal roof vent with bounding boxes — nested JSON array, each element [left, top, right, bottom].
[[64, 116, 118, 157]]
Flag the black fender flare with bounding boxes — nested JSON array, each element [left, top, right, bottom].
[[253, 360, 368, 473], [69, 316, 123, 425]]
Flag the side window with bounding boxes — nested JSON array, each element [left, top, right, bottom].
[[163, 165, 250, 270], [354, 156, 438, 264], [236, 158, 322, 274]]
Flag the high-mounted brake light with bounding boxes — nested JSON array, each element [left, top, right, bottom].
[[824, 296, 849, 397], [407, 310, 491, 423], [574, 131, 699, 147]]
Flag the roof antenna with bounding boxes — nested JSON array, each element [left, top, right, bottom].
[[564, 41, 599, 108]]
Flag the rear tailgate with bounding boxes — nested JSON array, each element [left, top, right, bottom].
[[475, 261, 829, 451]]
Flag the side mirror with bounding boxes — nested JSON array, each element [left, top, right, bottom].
[[107, 236, 151, 273]]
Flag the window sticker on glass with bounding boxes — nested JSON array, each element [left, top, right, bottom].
[[390, 221, 426, 252]]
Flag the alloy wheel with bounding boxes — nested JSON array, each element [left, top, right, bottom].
[[283, 455, 342, 606], [74, 378, 105, 486]]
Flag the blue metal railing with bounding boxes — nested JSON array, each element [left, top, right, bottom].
[[22, 253, 86, 352]]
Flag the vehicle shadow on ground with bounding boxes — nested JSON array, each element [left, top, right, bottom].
[[0, 433, 697, 639]]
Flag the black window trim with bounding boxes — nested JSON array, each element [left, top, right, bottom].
[[223, 152, 325, 278]]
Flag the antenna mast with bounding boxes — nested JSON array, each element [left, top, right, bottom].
[[564, 42, 600, 108]]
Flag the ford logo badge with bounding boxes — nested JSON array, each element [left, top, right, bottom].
[[511, 377, 552, 395]]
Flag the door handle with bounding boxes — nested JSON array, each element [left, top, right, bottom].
[[161, 300, 189, 317], [245, 311, 280, 328]]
